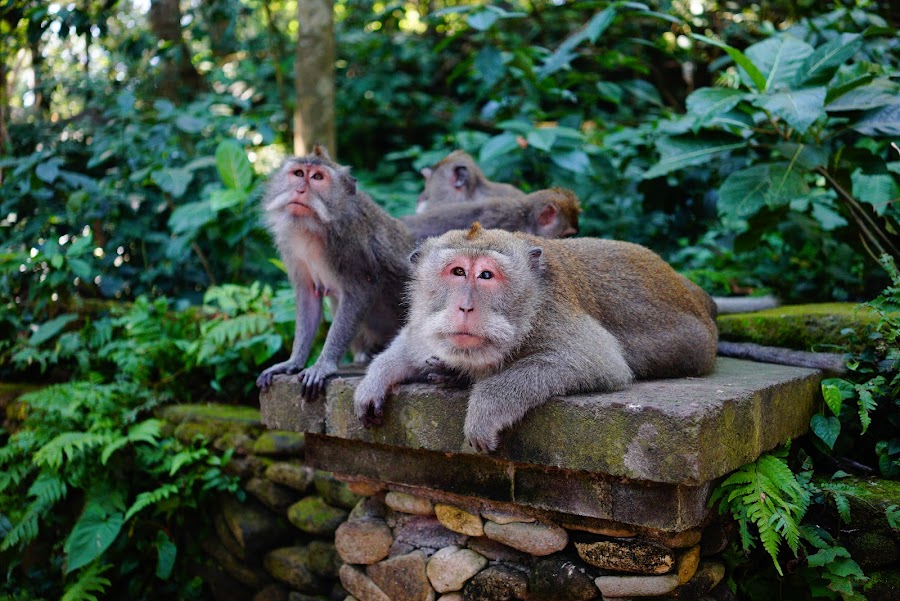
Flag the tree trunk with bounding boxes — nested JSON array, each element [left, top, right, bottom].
[[29, 36, 44, 116], [263, 0, 293, 144], [148, 0, 205, 100], [0, 59, 8, 165], [294, 0, 336, 156]]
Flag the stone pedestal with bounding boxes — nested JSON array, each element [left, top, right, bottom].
[[260, 358, 822, 599]]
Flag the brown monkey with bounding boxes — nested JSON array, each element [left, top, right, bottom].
[[256, 146, 414, 401], [403, 187, 581, 242], [416, 150, 525, 213], [354, 224, 718, 451]]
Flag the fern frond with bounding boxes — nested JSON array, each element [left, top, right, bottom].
[[124, 483, 179, 522], [29, 472, 68, 505], [33, 431, 112, 470], [61, 562, 112, 601], [855, 385, 878, 434]]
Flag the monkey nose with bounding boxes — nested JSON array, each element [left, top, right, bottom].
[[458, 306, 474, 314]]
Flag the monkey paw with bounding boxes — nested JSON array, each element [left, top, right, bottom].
[[463, 421, 501, 453], [256, 359, 304, 391], [353, 394, 385, 428], [297, 363, 337, 401], [424, 357, 471, 389]]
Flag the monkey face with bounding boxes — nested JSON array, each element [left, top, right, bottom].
[[264, 159, 337, 225], [416, 152, 478, 213], [408, 232, 545, 376]]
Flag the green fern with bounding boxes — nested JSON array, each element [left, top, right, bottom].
[[124, 483, 179, 522], [61, 561, 112, 601], [711, 447, 810, 575], [33, 431, 113, 470], [1, 473, 67, 550]]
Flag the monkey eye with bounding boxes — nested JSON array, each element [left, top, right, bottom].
[[293, 169, 304, 178], [478, 270, 493, 280], [451, 267, 465, 277], [311, 172, 324, 180]]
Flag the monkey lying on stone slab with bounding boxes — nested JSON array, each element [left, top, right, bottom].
[[255, 146, 415, 401], [402, 187, 580, 242], [416, 150, 524, 213], [353, 223, 718, 452]]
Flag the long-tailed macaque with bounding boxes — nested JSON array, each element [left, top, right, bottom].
[[256, 146, 414, 400], [353, 224, 718, 451], [402, 188, 581, 242], [416, 151, 525, 213]]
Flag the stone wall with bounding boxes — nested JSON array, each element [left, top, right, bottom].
[[159, 404, 353, 601], [332, 483, 731, 601]]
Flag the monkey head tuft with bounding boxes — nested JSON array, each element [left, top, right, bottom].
[[466, 222, 483, 240]]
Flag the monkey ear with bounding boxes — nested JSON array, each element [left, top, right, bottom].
[[528, 247, 544, 271], [408, 248, 422, 264], [452, 166, 469, 189], [420, 167, 433, 179], [537, 203, 559, 227], [344, 174, 358, 195]]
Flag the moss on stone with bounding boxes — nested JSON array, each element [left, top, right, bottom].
[[287, 496, 349, 536], [253, 431, 305, 456], [159, 403, 262, 426], [815, 476, 900, 535], [862, 568, 900, 601], [716, 303, 882, 351]]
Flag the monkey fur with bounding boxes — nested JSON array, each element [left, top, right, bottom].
[[403, 187, 580, 242], [256, 145, 414, 400], [354, 223, 718, 452], [416, 150, 525, 213]]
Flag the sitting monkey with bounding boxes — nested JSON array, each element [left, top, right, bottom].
[[353, 224, 718, 452], [416, 150, 524, 213]]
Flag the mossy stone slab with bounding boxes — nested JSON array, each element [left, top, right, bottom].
[[716, 303, 884, 351], [159, 403, 262, 426]]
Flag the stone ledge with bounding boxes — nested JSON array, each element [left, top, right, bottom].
[[260, 358, 822, 486]]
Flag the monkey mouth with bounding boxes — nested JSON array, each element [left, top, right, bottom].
[[448, 332, 486, 349], [287, 201, 313, 216]]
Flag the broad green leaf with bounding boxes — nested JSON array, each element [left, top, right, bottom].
[[822, 380, 844, 415], [717, 162, 808, 220], [215, 141, 253, 192], [64, 503, 124, 573], [752, 87, 826, 135], [116, 90, 135, 112], [828, 78, 900, 111], [551, 150, 591, 174], [745, 36, 814, 92], [151, 167, 193, 199], [155, 531, 177, 580], [209, 189, 247, 212], [811, 414, 841, 449], [685, 87, 746, 128], [692, 33, 767, 92], [29, 314, 78, 346], [36, 157, 63, 184], [774, 142, 828, 169], [708, 110, 754, 131], [851, 102, 900, 137], [168, 200, 216, 236], [184, 156, 218, 172], [474, 46, 504, 87], [478, 132, 519, 164], [643, 134, 745, 179], [795, 34, 862, 87], [851, 169, 899, 216], [585, 7, 617, 42], [175, 114, 207, 134], [596, 81, 623, 105], [467, 9, 498, 31], [811, 203, 847, 231], [526, 129, 557, 152]]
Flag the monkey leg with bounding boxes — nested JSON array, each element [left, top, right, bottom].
[[354, 329, 424, 427], [256, 285, 323, 391], [299, 289, 376, 401], [464, 318, 632, 452]]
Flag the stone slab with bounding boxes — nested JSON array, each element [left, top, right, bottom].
[[260, 358, 821, 485], [306, 435, 711, 530]]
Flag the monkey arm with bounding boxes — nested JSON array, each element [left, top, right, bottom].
[[298, 285, 377, 401], [353, 329, 425, 427], [464, 317, 633, 452], [256, 282, 323, 391]]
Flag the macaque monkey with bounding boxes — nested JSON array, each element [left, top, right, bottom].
[[416, 150, 525, 213], [354, 224, 718, 452], [256, 146, 414, 400], [402, 188, 581, 242]]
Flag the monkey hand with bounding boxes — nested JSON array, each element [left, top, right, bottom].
[[463, 409, 502, 453], [256, 358, 305, 391], [424, 357, 472, 389], [297, 361, 338, 402], [353, 379, 386, 428]]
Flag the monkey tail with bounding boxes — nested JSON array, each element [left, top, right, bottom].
[[717, 341, 847, 373]]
